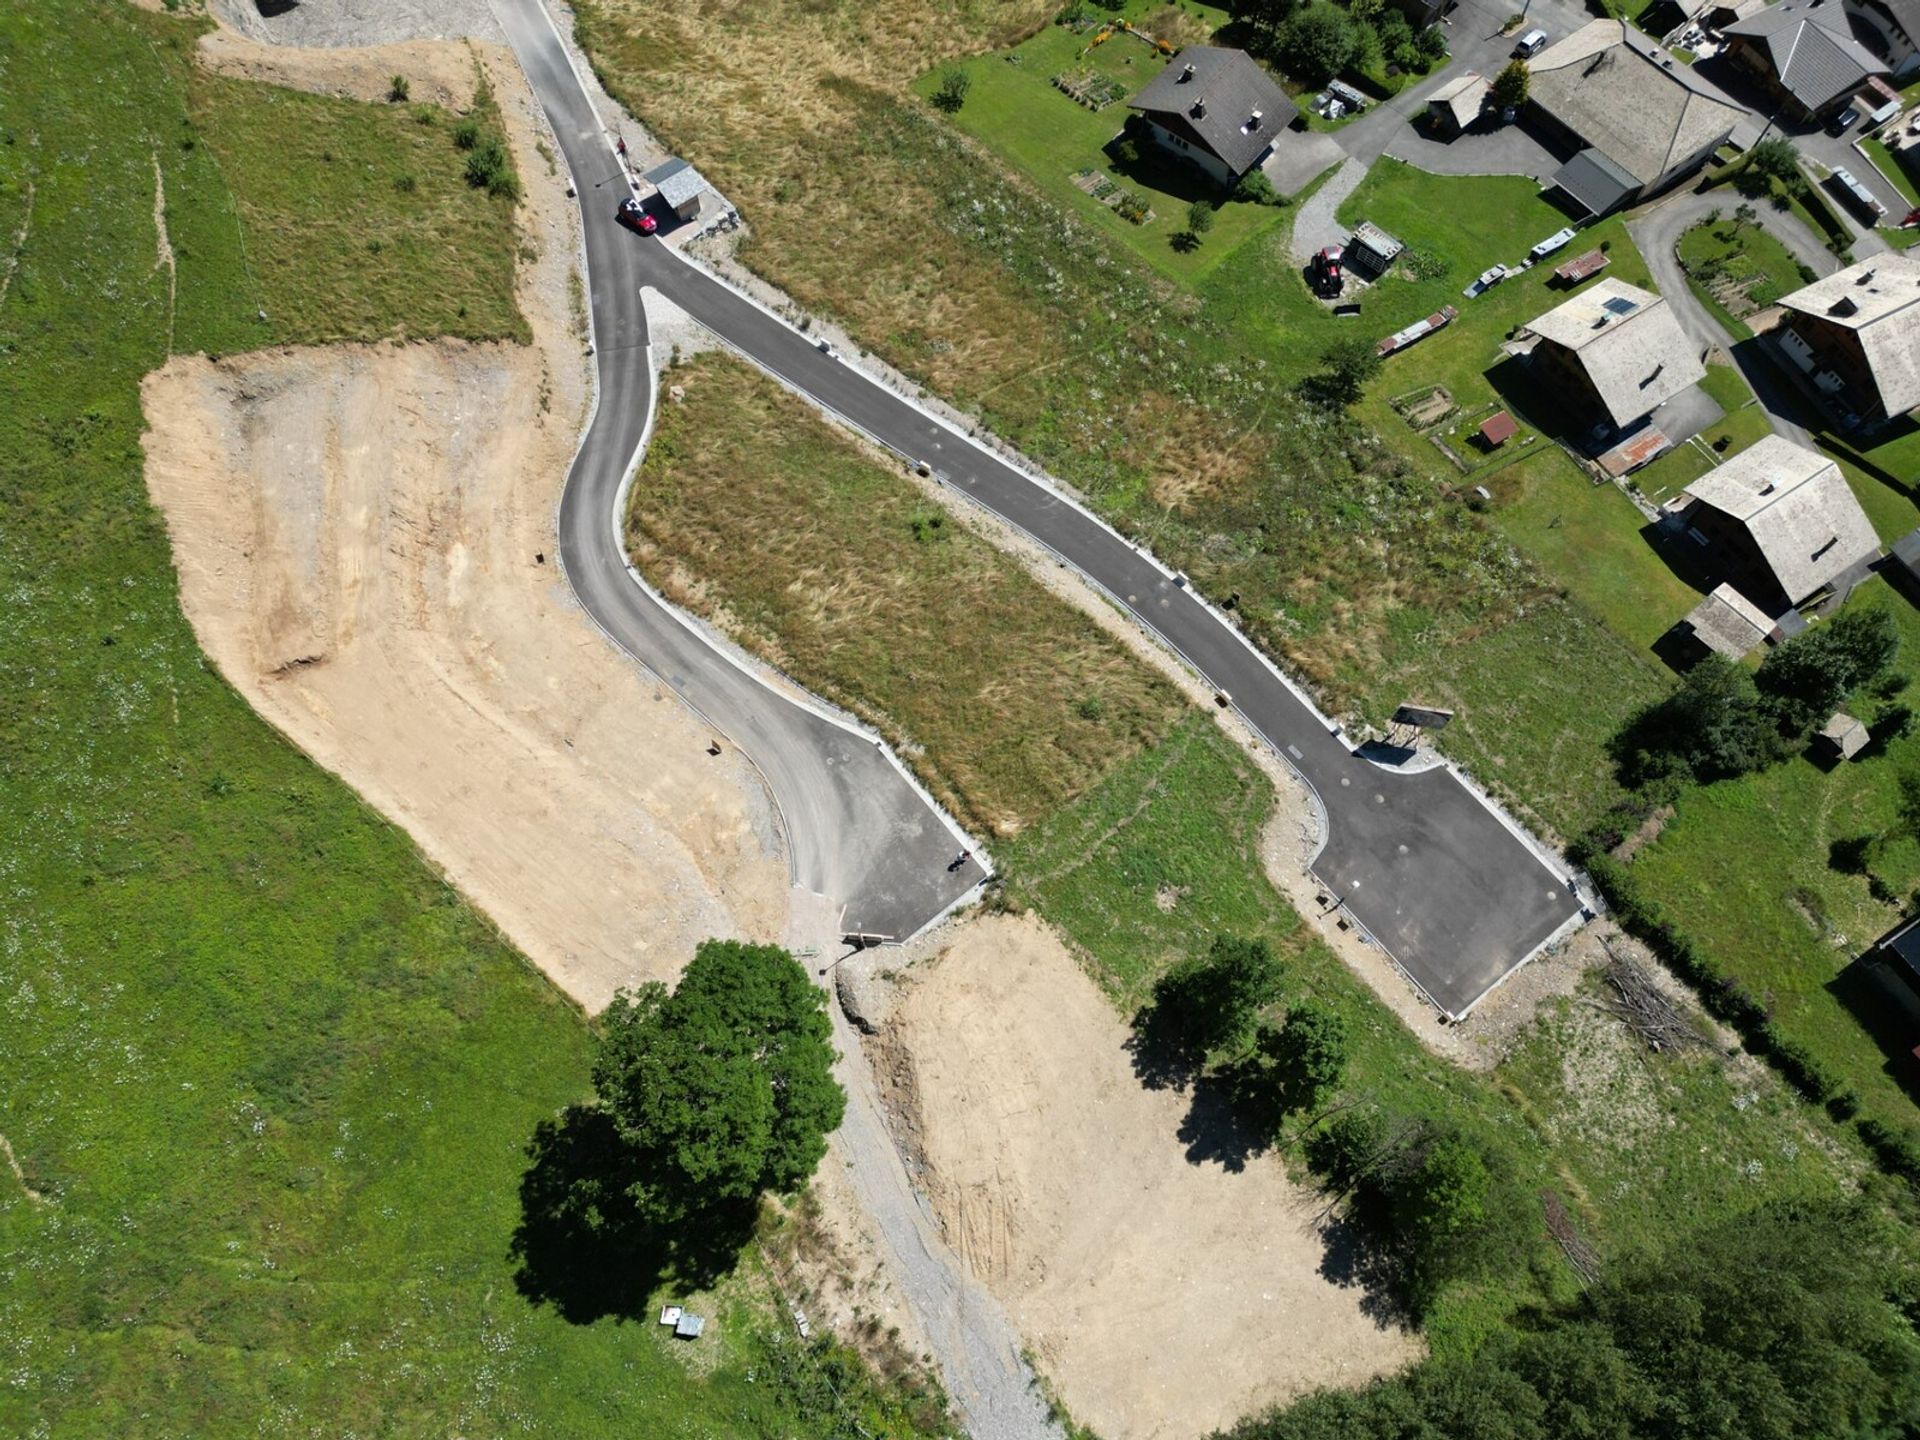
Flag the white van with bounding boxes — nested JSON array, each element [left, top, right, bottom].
[[1513, 28, 1548, 57]]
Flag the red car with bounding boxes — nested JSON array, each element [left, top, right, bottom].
[[617, 196, 657, 235], [1309, 246, 1344, 296]]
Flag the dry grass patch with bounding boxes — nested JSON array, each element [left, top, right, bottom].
[[628, 356, 1184, 837]]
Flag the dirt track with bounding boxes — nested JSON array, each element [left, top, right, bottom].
[[882, 914, 1421, 1440], [140, 39, 789, 1011]]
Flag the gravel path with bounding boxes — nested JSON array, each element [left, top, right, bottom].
[[826, 996, 1062, 1440], [1289, 155, 1370, 263], [209, 0, 502, 45]]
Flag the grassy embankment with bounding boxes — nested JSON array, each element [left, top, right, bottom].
[[621, 351, 1862, 1356], [628, 354, 1186, 838], [0, 7, 944, 1436], [1676, 213, 1808, 338]]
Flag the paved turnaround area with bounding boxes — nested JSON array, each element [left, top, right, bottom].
[[493, 1, 1581, 1017]]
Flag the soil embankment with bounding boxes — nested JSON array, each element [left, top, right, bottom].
[[142, 39, 789, 1010]]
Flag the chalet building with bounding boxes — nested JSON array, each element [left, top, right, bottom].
[[1722, 0, 1888, 122], [1126, 47, 1299, 186], [1511, 279, 1705, 432], [1845, 0, 1920, 78], [1527, 21, 1745, 216], [1670, 434, 1881, 610], [1774, 253, 1920, 426]]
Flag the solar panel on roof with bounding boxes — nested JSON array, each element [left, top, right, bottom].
[[1602, 296, 1638, 316]]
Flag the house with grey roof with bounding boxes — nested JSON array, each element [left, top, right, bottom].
[[1671, 434, 1881, 608], [1126, 47, 1299, 186], [1510, 279, 1706, 432], [1723, 0, 1889, 120], [1526, 20, 1747, 216], [1774, 252, 1920, 426], [1846, 0, 1920, 77], [1675, 582, 1782, 659], [1426, 72, 1489, 133]]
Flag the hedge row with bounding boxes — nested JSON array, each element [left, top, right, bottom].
[[1576, 847, 1920, 1182]]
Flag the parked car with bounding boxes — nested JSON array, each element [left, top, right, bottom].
[[617, 196, 657, 234], [1309, 246, 1344, 296], [1513, 27, 1548, 58], [1828, 105, 1860, 135]]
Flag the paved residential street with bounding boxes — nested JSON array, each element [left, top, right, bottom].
[[621, 234, 1583, 1024], [1629, 185, 1840, 449], [490, 0, 986, 947], [499, 0, 1583, 1019]]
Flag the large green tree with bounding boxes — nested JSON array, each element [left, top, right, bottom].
[[1146, 933, 1284, 1059], [1614, 654, 1782, 786], [1276, 3, 1362, 85], [1260, 1001, 1350, 1113], [592, 940, 846, 1209], [1491, 59, 1530, 110], [1758, 606, 1899, 735], [1225, 1202, 1920, 1439]]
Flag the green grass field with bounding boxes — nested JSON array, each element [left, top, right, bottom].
[[144, 13, 526, 348], [0, 7, 941, 1434], [1675, 213, 1810, 341], [626, 354, 1185, 837], [1863, 137, 1920, 210], [998, 713, 1860, 1354], [1629, 581, 1920, 1143]]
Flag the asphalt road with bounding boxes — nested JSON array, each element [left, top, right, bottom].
[[489, 0, 984, 943], [496, 0, 1581, 1019], [491, 9, 1062, 1435], [1629, 185, 1840, 450], [611, 241, 1579, 1018]]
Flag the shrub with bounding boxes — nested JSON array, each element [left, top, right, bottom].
[[388, 74, 410, 103], [1748, 135, 1800, 183], [393, 173, 416, 194], [453, 118, 480, 150], [464, 134, 520, 200], [1233, 169, 1281, 206], [1400, 245, 1446, 280], [932, 68, 972, 114]]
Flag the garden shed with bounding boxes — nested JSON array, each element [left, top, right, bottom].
[[1817, 712, 1870, 761], [645, 157, 713, 222], [1345, 222, 1404, 280]]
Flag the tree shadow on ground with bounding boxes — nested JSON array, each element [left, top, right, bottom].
[[1174, 1066, 1273, 1173], [508, 1104, 757, 1325], [1316, 1210, 1416, 1329], [1125, 1003, 1203, 1092]]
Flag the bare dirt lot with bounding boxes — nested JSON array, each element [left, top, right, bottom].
[[878, 913, 1421, 1440], [196, 28, 484, 110], [141, 38, 789, 1012]]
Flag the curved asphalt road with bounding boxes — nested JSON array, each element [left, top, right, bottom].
[[1629, 186, 1839, 451], [495, 0, 1579, 1020], [491, 0, 984, 942]]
